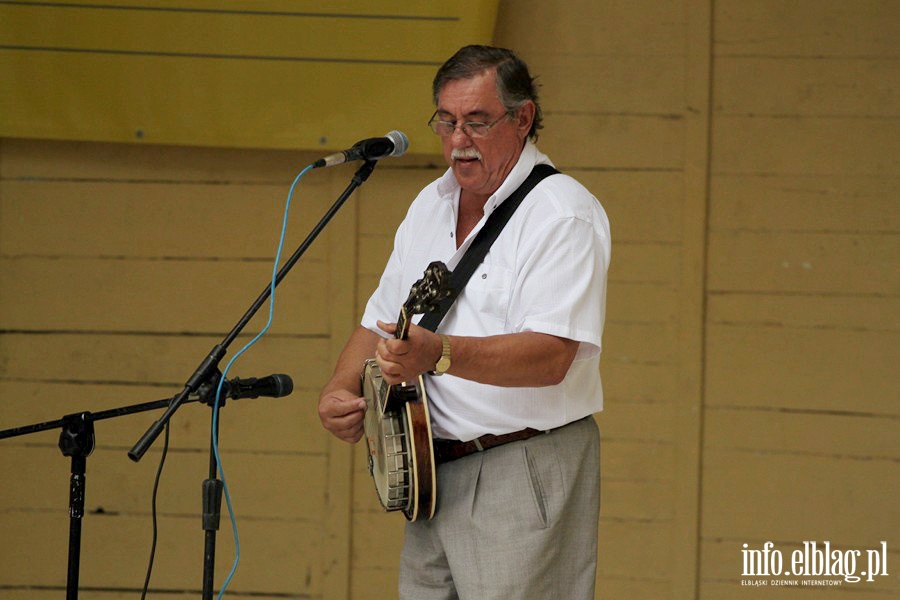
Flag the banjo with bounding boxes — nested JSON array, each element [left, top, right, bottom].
[[361, 261, 451, 521]]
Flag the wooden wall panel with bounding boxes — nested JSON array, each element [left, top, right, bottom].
[[497, 0, 686, 56], [0, 136, 330, 180], [706, 314, 897, 415], [710, 174, 898, 233], [0, 180, 331, 259], [712, 117, 896, 176], [0, 335, 328, 389], [700, 0, 899, 597], [714, 58, 898, 118], [714, 0, 897, 57], [578, 172, 685, 243], [0, 258, 328, 333], [540, 115, 685, 170], [0, 445, 327, 517], [709, 231, 898, 294], [0, 511, 322, 594], [0, 139, 357, 598], [703, 451, 896, 542], [0, 0, 498, 152]]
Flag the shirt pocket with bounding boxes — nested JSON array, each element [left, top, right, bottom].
[[460, 262, 514, 327]]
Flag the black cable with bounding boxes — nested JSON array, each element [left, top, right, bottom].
[[140, 420, 170, 599]]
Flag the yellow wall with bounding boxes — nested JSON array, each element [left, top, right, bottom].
[[700, 2, 898, 598], [0, 0, 498, 152], [0, 1, 897, 599]]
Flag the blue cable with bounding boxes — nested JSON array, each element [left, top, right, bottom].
[[211, 163, 315, 598]]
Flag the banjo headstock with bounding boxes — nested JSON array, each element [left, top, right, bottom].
[[405, 261, 452, 314], [396, 261, 452, 338]]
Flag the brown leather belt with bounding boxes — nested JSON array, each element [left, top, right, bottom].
[[433, 428, 546, 464]]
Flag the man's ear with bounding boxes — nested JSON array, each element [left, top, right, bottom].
[[515, 101, 536, 139]]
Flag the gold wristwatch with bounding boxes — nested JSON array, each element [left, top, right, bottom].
[[432, 334, 452, 376]]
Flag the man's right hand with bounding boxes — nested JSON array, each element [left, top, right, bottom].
[[318, 388, 367, 443]]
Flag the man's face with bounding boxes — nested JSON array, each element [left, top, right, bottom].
[[435, 69, 534, 200]]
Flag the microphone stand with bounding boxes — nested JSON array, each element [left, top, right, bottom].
[[0, 391, 210, 600], [126, 158, 380, 599], [0, 376, 288, 600]]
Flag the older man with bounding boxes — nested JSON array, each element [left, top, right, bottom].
[[318, 45, 610, 599]]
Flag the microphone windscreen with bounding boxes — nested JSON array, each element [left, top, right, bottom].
[[386, 130, 410, 157], [271, 374, 294, 397]]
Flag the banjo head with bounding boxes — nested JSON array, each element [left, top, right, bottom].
[[362, 358, 413, 513]]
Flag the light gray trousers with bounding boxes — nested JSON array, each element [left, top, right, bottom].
[[399, 416, 600, 600]]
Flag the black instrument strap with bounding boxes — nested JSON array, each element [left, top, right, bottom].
[[418, 163, 559, 332]]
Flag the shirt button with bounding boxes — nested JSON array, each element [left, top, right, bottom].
[[481, 273, 487, 279]]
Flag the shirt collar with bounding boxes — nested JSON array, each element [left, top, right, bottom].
[[436, 140, 553, 213]]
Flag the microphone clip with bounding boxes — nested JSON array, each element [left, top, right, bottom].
[[196, 371, 228, 408]]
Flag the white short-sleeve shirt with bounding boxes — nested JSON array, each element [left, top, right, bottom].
[[361, 141, 611, 441]]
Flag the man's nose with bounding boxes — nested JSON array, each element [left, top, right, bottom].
[[449, 126, 471, 145]]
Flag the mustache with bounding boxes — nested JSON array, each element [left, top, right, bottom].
[[451, 148, 482, 161]]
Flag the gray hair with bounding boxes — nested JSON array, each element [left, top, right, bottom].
[[432, 45, 544, 141]]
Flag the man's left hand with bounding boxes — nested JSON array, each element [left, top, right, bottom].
[[375, 320, 442, 384]]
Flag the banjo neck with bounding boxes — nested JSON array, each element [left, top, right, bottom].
[[388, 306, 415, 393], [395, 306, 412, 342]]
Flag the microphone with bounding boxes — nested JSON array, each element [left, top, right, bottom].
[[313, 130, 409, 168], [224, 374, 293, 400]]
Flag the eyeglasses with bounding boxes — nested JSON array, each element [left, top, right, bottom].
[[427, 111, 510, 138]]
